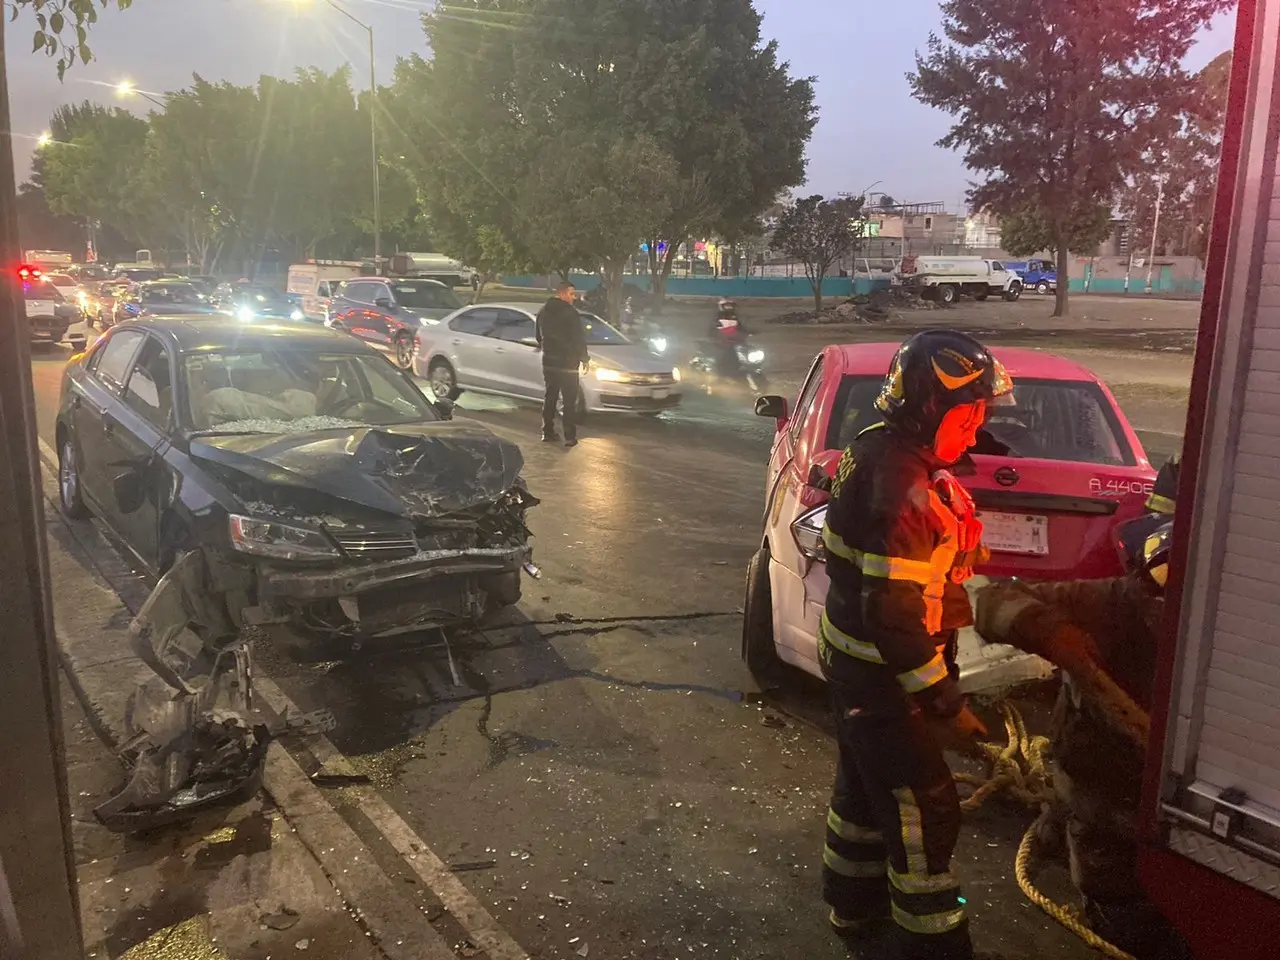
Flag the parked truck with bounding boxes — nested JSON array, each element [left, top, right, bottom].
[[898, 255, 1023, 305], [1004, 258, 1058, 293], [389, 252, 477, 289], [1137, 5, 1280, 957]]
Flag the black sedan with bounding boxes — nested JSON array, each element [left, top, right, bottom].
[[113, 280, 219, 325], [55, 318, 538, 646], [213, 283, 306, 323]]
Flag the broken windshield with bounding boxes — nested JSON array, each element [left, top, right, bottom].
[[184, 349, 440, 432]]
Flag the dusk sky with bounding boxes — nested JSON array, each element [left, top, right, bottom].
[[6, 0, 1236, 207]]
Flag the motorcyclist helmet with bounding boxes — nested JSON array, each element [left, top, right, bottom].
[[1117, 516, 1173, 590], [875, 330, 1015, 443], [718, 298, 737, 314]]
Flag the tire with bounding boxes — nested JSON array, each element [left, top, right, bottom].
[[393, 334, 415, 371], [1004, 283, 1023, 302], [426, 360, 460, 400], [742, 546, 782, 686], [58, 435, 89, 519], [938, 284, 957, 305], [972, 291, 989, 302], [1036, 280, 1050, 294]]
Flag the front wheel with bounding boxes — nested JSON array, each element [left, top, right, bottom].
[[1004, 283, 1023, 302], [1036, 280, 1050, 294], [393, 334, 415, 371], [742, 546, 782, 687], [58, 436, 89, 519], [427, 360, 460, 400]]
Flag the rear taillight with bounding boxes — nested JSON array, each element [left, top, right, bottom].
[[792, 504, 827, 559]]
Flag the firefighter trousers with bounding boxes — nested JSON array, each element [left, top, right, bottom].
[[824, 682, 971, 960]]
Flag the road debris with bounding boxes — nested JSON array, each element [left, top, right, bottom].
[[294, 938, 310, 951], [449, 860, 498, 873], [310, 772, 373, 788], [761, 714, 787, 729], [262, 907, 301, 931]]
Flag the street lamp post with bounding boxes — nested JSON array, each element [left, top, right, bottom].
[[318, 0, 381, 265], [1144, 175, 1167, 295], [115, 80, 167, 108]]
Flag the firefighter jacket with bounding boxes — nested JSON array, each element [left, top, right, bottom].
[[1145, 454, 1179, 516], [819, 424, 981, 719], [976, 575, 1161, 807]]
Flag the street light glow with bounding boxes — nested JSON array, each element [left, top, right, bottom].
[[116, 80, 136, 96], [37, 131, 52, 147]]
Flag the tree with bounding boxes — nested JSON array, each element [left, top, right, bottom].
[[388, 0, 815, 311], [999, 202, 1113, 260], [1119, 50, 1231, 262], [771, 195, 865, 312], [877, 194, 898, 210], [910, 0, 1231, 317], [13, 0, 132, 78]]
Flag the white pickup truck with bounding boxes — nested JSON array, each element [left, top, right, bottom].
[[899, 255, 1023, 305]]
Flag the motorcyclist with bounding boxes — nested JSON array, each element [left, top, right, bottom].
[[819, 330, 1013, 960], [707, 298, 749, 377], [973, 454, 1190, 960]]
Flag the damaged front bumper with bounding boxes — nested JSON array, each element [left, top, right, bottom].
[[250, 544, 532, 639]]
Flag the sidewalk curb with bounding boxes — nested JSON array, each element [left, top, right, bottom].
[[35, 438, 505, 960]]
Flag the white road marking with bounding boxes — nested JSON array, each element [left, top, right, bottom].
[[253, 674, 532, 960], [38, 436, 57, 469]]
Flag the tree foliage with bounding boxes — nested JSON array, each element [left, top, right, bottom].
[[387, 0, 815, 316], [771, 195, 864, 312], [910, 0, 1231, 316], [999, 202, 1113, 259], [13, 0, 132, 78], [1118, 50, 1231, 262], [39, 103, 148, 230]]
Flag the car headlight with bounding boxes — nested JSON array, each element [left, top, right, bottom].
[[792, 504, 827, 560], [746, 349, 765, 364], [229, 515, 339, 560], [236, 305, 255, 322], [594, 366, 623, 382], [290, 308, 305, 321], [649, 336, 668, 353], [672, 367, 681, 382]]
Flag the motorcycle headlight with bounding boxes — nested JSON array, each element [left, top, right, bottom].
[[594, 366, 622, 382], [792, 504, 827, 560], [650, 336, 668, 354], [672, 367, 681, 382], [229, 515, 339, 561], [290, 308, 305, 321], [236, 305, 255, 322], [747, 349, 765, 364]]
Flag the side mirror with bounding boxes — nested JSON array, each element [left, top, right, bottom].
[[113, 470, 146, 515], [374, 296, 393, 309], [754, 394, 788, 422], [807, 462, 833, 493], [433, 398, 455, 420]]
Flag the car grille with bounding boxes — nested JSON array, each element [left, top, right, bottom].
[[333, 531, 418, 561], [622, 372, 675, 386]]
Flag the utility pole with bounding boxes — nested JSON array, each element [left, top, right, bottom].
[[0, 12, 86, 960], [1145, 175, 1166, 295]]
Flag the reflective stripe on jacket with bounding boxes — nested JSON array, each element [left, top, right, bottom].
[[819, 424, 973, 717]]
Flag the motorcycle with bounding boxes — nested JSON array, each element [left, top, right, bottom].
[[690, 339, 769, 393]]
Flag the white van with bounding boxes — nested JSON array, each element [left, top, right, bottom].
[[287, 260, 366, 322]]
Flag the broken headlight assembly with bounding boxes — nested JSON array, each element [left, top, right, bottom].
[[229, 514, 340, 561], [792, 504, 827, 560]]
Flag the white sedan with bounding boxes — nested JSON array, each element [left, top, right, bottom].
[[414, 303, 682, 416]]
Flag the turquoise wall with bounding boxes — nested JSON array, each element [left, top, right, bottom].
[[501, 274, 892, 298], [1069, 277, 1204, 296]]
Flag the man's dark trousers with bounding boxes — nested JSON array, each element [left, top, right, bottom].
[[542, 365, 580, 441]]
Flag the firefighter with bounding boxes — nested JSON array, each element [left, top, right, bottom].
[[973, 514, 1191, 960], [820, 330, 1014, 960], [1145, 451, 1180, 517]]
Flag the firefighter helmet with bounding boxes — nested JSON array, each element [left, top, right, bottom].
[[875, 330, 1014, 442], [1117, 516, 1173, 590]]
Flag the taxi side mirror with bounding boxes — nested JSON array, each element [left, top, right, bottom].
[[755, 394, 788, 425]]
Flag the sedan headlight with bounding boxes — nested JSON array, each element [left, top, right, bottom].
[[672, 367, 681, 382], [594, 366, 623, 382], [236, 305, 255, 322], [229, 515, 339, 560], [290, 308, 305, 321], [792, 504, 827, 560]]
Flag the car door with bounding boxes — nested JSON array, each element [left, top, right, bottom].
[[488, 309, 543, 398], [337, 280, 390, 346], [107, 335, 176, 567], [71, 328, 146, 513], [445, 308, 504, 393]]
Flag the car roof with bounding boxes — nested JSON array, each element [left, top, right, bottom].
[[386, 277, 448, 287], [125, 317, 372, 354], [830, 342, 1102, 383], [478, 302, 538, 314]]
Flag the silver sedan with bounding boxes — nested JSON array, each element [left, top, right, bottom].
[[414, 303, 682, 415]]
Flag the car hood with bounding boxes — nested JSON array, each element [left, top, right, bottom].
[[587, 343, 677, 374], [189, 421, 524, 519], [143, 303, 219, 315]]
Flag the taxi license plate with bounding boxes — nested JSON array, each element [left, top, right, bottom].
[[979, 511, 1049, 556], [651, 389, 668, 399]]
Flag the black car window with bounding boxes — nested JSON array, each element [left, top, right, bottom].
[[578, 312, 628, 345], [123, 337, 174, 428], [368, 282, 393, 304], [391, 282, 464, 311], [450, 308, 500, 337], [94, 330, 146, 390], [493, 311, 537, 343], [344, 281, 375, 304], [143, 284, 204, 305]]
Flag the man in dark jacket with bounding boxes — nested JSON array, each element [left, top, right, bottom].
[[973, 455, 1190, 960], [535, 282, 589, 447], [820, 330, 1013, 960]]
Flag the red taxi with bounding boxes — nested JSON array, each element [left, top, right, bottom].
[[745, 343, 1157, 690]]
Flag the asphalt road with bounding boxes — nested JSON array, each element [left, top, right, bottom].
[[29, 301, 1193, 960]]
